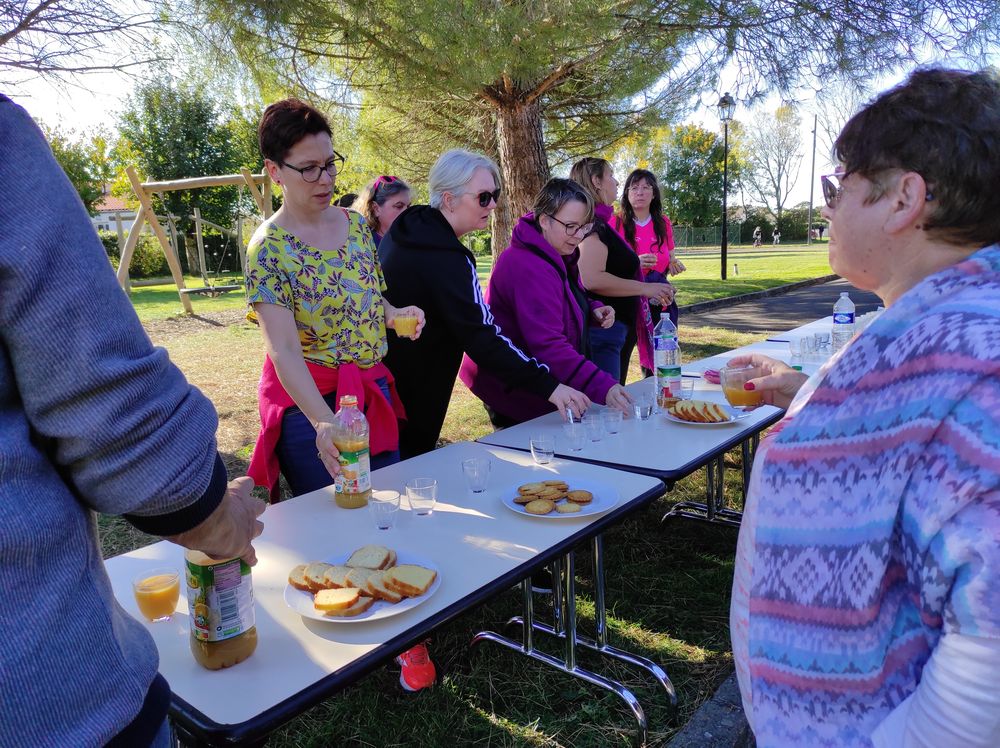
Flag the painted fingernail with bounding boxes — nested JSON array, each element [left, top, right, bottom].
[[743, 382, 756, 391]]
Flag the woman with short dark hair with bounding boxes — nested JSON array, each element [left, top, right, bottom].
[[245, 98, 424, 500], [460, 178, 632, 425]]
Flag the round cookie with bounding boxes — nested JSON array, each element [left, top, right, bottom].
[[543, 480, 569, 489], [524, 498, 556, 515], [534, 487, 565, 501], [518, 482, 547, 495], [513, 493, 535, 505], [566, 489, 593, 504], [555, 501, 582, 514]]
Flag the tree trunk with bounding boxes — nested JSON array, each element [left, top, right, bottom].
[[492, 101, 549, 259]]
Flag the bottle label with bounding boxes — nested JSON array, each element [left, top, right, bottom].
[[335, 446, 371, 495], [833, 312, 855, 324], [186, 558, 255, 642], [656, 366, 682, 397]]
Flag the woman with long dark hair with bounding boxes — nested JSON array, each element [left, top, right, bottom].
[[614, 169, 684, 326], [572, 157, 674, 384]]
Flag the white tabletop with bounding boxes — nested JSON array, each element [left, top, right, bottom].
[[682, 316, 835, 375], [103, 442, 663, 737], [478, 377, 781, 480]]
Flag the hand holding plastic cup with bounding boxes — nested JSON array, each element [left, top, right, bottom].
[[720, 365, 765, 409], [529, 434, 555, 464], [405, 478, 437, 516], [369, 489, 401, 530], [462, 457, 491, 494]]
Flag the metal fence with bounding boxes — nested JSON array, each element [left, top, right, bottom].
[[673, 223, 744, 249]]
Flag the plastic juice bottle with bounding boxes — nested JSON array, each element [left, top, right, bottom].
[[653, 313, 681, 407], [185, 550, 258, 670], [332, 394, 371, 509]]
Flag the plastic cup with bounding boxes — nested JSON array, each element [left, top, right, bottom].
[[405, 478, 438, 516], [562, 423, 586, 451], [582, 413, 604, 442], [632, 394, 654, 421], [132, 568, 180, 622], [394, 315, 418, 336], [369, 490, 401, 530], [462, 457, 491, 494], [601, 409, 623, 435], [529, 434, 555, 464], [719, 365, 764, 409], [680, 378, 696, 399]]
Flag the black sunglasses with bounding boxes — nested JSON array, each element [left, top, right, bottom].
[[472, 189, 501, 208]]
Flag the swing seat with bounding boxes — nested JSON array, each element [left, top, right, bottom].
[[179, 284, 241, 298]]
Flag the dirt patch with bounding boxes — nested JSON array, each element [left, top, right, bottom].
[[144, 310, 250, 345]]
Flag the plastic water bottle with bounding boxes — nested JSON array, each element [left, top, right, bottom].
[[653, 313, 681, 407], [832, 292, 856, 351]]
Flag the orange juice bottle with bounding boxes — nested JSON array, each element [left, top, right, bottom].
[[332, 394, 371, 509], [184, 550, 258, 670]]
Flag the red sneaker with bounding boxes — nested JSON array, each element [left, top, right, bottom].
[[396, 642, 436, 692]]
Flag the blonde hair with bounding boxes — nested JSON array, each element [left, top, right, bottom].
[[569, 157, 611, 206]]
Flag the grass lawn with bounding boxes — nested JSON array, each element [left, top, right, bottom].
[[98, 310, 783, 746], [129, 245, 831, 322]]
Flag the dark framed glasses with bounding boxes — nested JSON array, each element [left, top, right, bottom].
[[281, 150, 346, 183], [472, 189, 501, 208], [546, 213, 594, 237]]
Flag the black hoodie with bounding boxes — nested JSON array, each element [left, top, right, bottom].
[[381, 205, 558, 458]]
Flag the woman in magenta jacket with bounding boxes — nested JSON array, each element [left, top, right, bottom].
[[460, 178, 633, 426]]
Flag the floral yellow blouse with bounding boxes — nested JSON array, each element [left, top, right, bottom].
[[245, 209, 388, 368]]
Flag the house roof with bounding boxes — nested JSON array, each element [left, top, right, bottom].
[[94, 195, 131, 212]]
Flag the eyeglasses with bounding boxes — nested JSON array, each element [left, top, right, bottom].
[[546, 213, 594, 236], [469, 189, 501, 208], [281, 150, 346, 183], [373, 175, 397, 192], [821, 171, 934, 209]]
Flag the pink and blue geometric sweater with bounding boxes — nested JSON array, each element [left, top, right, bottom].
[[736, 244, 1000, 746]]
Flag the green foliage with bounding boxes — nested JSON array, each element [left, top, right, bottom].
[[99, 230, 170, 278], [44, 126, 105, 214], [614, 124, 748, 227]]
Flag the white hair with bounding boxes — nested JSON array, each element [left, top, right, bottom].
[[428, 149, 501, 209]]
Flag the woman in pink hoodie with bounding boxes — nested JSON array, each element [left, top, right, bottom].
[[460, 179, 632, 426]]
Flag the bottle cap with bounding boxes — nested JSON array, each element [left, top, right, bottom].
[[338, 394, 359, 408]]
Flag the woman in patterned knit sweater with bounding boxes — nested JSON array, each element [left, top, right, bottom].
[[729, 68, 1000, 747]]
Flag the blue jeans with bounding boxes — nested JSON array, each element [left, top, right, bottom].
[[275, 377, 400, 498], [589, 320, 628, 383]]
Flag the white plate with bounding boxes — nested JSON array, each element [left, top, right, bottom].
[[500, 477, 620, 519], [283, 551, 441, 624], [662, 403, 753, 426]]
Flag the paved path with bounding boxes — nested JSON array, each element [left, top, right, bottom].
[[681, 278, 881, 333]]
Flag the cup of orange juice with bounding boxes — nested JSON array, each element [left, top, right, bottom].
[[132, 568, 181, 622], [394, 315, 419, 337], [720, 365, 764, 409]]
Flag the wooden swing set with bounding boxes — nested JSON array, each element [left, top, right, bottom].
[[116, 166, 274, 313]]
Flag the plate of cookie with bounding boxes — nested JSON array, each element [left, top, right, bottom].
[[284, 544, 441, 623], [501, 478, 619, 519]]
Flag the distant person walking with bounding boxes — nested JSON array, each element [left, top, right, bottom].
[[772, 227, 781, 245], [752, 225, 762, 247]]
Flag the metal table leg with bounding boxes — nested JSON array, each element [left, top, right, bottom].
[[741, 433, 760, 502], [662, 454, 742, 527], [472, 551, 649, 747]]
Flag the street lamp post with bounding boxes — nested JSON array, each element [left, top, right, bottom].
[[718, 92, 735, 280]]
